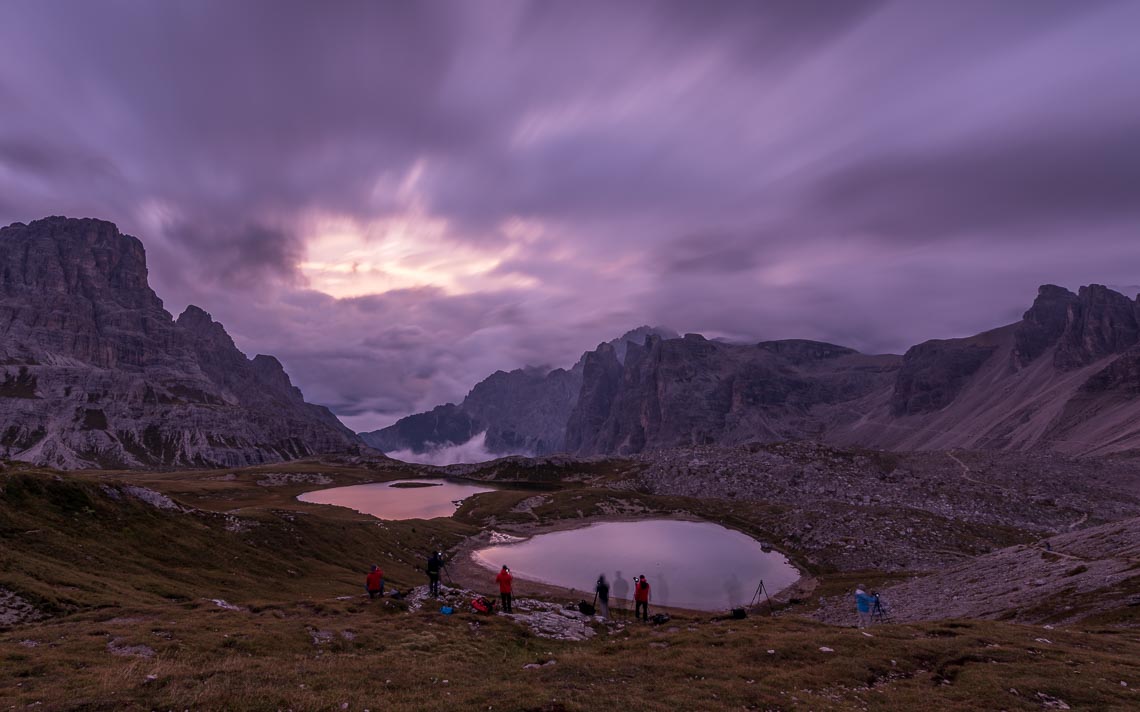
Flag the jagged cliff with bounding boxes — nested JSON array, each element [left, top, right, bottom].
[[0, 217, 368, 469], [566, 334, 899, 455], [834, 284, 1140, 455]]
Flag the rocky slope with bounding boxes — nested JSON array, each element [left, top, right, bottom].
[[814, 516, 1140, 626], [834, 284, 1140, 455], [0, 216, 367, 469]]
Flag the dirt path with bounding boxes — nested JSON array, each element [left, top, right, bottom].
[[946, 451, 1015, 494]]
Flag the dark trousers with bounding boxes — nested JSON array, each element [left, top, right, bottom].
[[635, 600, 648, 621], [500, 592, 512, 613], [429, 573, 440, 595]]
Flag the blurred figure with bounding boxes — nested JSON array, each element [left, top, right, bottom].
[[634, 574, 651, 622], [596, 574, 610, 620], [496, 565, 513, 613], [855, 583, 874, 628], [724, 572, 742, 608], [365, 564, 384, 599], [613, 571, 629, 616]]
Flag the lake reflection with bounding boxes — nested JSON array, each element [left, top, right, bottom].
[[297, 480, 496, 520], [474, 519, 799, 611]]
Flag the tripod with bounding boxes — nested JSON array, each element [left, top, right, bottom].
[[750, 579, 775, 616], [870, 594, 889, 623]]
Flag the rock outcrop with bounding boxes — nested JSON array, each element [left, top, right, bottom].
[[0, 217, 367, 469]]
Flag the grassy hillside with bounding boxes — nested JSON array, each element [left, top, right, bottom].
[[3, 461, 1139, 710]]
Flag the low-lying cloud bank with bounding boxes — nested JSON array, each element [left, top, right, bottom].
[[385, 432, 524, 466]]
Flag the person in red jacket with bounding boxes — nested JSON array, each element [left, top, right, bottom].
[[495, 565, 513, 613], [634, 574, 650, 622], [365, 564, 384, 599]]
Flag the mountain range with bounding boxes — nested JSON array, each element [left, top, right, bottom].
[[368, 285, 1140, 458], [5, 216, 1139, 470], [0, 217, 368, 469]]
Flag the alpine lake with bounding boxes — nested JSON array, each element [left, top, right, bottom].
[[299, 481, 800, 611]]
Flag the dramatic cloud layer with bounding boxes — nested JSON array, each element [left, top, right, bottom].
[[2, 1, 1138, 430]]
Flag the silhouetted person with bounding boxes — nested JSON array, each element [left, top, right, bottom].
[[365, 564, 384, 599], [596, 574, 610, 619], [427, 552, 442, 596], [496, 565, 513, 613], [634, 574, 650, 622]]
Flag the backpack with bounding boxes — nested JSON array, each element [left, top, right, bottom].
[[650, 613, 670, 625], [471, 596, 495, 614], [731, 608, 747, 620], [577, 601, 596, 616]]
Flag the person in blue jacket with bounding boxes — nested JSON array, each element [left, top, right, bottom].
[[855, 584, 875, 627]]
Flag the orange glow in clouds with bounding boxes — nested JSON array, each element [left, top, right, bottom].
[[299, 214, 541, 298]]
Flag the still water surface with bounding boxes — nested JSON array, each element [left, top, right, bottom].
[[474, 519, 799, 611], [297, 480, 497, 520]]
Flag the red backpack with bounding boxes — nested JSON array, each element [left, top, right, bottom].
[[471, 596, 496, 614]]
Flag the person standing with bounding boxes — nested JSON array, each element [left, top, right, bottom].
[[496, 565, 513, 613], [365, 564, 384, 599], [855, 584, 874, 628], [634, 574, 650, 622], [596, 574, 610, 620], [427, 552, 442, 596]]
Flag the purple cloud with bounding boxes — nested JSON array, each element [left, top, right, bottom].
[[1, 1, 1137, 429]]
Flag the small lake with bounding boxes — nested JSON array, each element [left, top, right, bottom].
[[473, 519, 799, 611], [297, 479, 497, 520]]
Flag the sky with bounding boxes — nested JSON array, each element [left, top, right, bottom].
[[2, 1, 1139, 432]]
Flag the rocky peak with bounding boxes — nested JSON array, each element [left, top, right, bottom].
[[1054, 284, 1140, 369], [251, 354, 303, 400], [176, 305, 239, 352], [1013, 284, 1140, 369], [0, 217, 158, 309], [1012, 285, 1080, 366]]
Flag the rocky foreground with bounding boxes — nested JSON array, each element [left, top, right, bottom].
[[814, 516, 1140, 626]]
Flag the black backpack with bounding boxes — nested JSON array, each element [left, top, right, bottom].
[[577, 600, 596, 616]]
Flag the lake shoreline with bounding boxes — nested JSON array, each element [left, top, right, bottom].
[[446, 512, 807, 614]]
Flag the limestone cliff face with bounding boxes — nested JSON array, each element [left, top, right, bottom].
[[0, 217, 367, 469], [566, 334, 899, 456]]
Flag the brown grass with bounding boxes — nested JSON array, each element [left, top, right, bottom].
[[3, 461, 1139, 710]]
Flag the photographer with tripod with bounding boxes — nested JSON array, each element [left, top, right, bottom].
[[426, 551, 443, 596]]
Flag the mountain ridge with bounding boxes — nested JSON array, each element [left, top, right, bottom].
[[369, 284, 1140, 458]]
